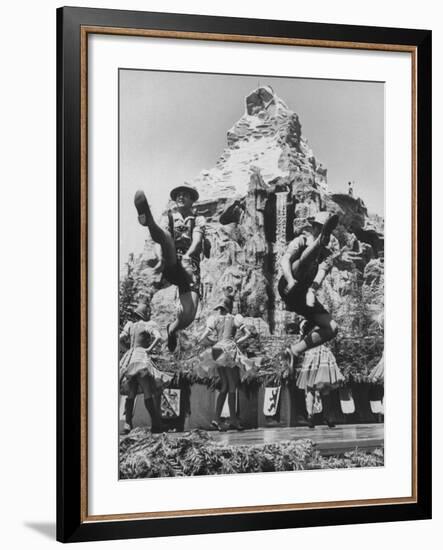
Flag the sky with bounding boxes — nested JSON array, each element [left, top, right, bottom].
[[119, 69, 384, 264]]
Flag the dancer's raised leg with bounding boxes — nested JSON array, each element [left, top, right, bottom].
[[289, 312, 338, 357], [292, 214, 339, 273], [167, 290, 199, 351], [134, 190, 177, 267]]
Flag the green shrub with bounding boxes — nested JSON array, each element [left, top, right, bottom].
[[119, 429, 384, 479]]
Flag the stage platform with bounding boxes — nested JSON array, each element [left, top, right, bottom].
[[173, 423, 384, 455]]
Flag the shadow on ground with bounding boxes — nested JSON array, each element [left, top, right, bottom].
[[24, 522, 56, 540]]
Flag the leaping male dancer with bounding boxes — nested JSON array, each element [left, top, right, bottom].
[[278, 211, 339, 365], [134, 183, 205, 351]]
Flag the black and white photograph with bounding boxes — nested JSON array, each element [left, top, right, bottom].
[[0, 0, 435, 546], [118, 70, 385, 479]]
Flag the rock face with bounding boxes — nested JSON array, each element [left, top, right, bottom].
[[193, 85, 328, 203], [121, 86, 384, 345]]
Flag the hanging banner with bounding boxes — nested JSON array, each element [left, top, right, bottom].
[[370, 400, 384, 415], [339, 387, 356, 415], [161, 389, 181, 418], [263, 386, 281, 416], [312, 391, 323, 415]]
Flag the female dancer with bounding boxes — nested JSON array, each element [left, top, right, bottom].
[[295, 321, 344, 428], [198, 297, 252, 431], [119, 303, 172, 433]]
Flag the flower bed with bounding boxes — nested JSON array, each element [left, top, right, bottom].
[[119, 428, 384, 479]]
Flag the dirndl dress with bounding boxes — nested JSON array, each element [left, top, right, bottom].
[[368, 351, 384, 384], [198, 313, 255, 379], [119, 320, 173, 391], [296, 345, 344, 392]]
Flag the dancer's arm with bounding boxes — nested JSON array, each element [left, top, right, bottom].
[[198, 315, 216, 345], [146, 334, 161, 353], [183, 232, 203, 259], [312, 248, 334, 288], [146, 323, 162, 353], [119, 321, 131, 344], [235, 315, 251, 345], [305, 251, 333, 305], [236, 327, 251, 345], [183, 216, 205, 259], [311, 268, 327, 290]]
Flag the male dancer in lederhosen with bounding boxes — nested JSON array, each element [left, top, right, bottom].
[[278, 212, 339, 364], [134, 183, 205, 351]]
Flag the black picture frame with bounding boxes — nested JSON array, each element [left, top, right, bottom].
[[57, 6, 432, 543]]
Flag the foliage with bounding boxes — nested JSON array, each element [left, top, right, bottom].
[[309, 447, 384, 469], [248, 352, 295, 386], [119, 260, 137, 331], [329, 336, 383, 382], [119, 429, 384, 479]]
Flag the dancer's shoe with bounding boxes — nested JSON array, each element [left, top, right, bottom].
[[320, 213, 339, 245], [122, 422, 132, 435], [228, 421, 245, 431], [134, 190, 151, 227], [210, 420, 227, 432], [166, 323, 178, 352]]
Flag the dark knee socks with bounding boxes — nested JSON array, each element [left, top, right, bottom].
[[138, 199, 167, 244], [125, 398, 135, 427], [144, 397, 162, 430], [322, 393, 335, 426], [228, 392, 236, 423], [148, 223, 167, 245]]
